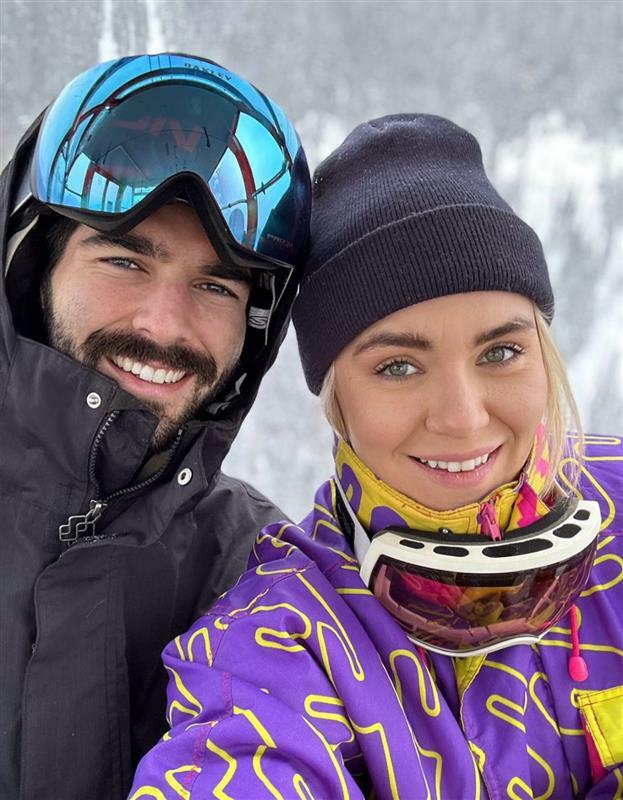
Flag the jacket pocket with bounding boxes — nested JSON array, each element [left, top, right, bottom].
[[576, 685, 623, 770]]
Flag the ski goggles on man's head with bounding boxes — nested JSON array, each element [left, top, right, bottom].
[[18, 53, 310, 271], [359, 498, 601, 657]]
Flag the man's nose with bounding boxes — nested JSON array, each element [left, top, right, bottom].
[[424, 370, 490, 437], [130, 282, 194, 345]]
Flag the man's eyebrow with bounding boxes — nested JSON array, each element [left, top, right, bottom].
[[80, 232, 171, 260], [353, 331, 433, 356], [80, 233, 251, 283], [473, 318, 535, 346]]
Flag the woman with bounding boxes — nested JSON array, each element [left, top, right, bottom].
[[130, 115, 622, 799]]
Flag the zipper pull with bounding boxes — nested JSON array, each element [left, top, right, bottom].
[[478, 500, 502, 541], [59, 500, 107, 543]]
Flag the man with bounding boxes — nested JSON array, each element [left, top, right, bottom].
[[0, 53, 310, 799]]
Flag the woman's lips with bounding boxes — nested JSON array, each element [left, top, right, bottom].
[[408, 446, 501, 488]]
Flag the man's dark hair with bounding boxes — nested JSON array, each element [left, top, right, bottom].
[[44, 214, 80, 273], [39, 215, 79, 324]]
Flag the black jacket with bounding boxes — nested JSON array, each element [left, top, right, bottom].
[[0, 118, 291, 799]]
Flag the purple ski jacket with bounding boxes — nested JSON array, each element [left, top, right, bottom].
[[130, 434, 623, 799]]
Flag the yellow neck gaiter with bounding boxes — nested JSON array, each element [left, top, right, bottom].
[[334, 426, 551, 536]]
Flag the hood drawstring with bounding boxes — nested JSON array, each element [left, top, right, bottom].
[[478, 500, 502, 541], [568, 605, 589, 682], [416, 645, 430, 670]]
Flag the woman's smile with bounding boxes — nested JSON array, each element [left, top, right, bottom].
[[407, 445, 501, 490], [412, 446, 498, 471]]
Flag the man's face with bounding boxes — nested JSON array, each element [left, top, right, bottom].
[[44, 202, 251, 448]]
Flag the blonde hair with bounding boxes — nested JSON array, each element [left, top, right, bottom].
[[320, 304, 583, 500]]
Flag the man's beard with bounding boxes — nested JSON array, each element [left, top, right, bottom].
[[46, 313, 237, 450]]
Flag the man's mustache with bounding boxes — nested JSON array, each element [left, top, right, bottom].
[[81, 329, 218, 385]]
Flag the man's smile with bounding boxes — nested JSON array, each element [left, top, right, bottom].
[[104, 356, 195, 401], [110, 354, 187, 385]]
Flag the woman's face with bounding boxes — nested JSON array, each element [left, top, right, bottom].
[[334, 291, 548, 511]]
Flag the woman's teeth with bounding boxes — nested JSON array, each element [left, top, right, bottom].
[[111, 356, 186, 385], [416, 453, 490, 473]]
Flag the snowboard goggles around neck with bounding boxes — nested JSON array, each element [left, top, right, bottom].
[[21, 53, 310, 273], [358, 498, 601, 657]]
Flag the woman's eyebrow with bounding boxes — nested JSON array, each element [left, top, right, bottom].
[[353, 317, 535, 355], [353, 331, 433, 356], [473, 317, 534, 346]]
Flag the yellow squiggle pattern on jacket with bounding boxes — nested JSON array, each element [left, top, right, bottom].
[[252, 602, 312, 652], [172, 627, 213, 665], [206, 738, 237, 800], [528, 672, 584, 736], [296, 572, 365, 685], [485, 694, 527, 732], [303, 717, 351, 800], [304, 695, 355, 748], [165, 765, 201, 799], [350, 719, 400, 800], [388, 649, 441, 716], [506, 747, 557, 800], [129, 787, 167, 800], [165, 666, 203, 725], [580, 552, 623, 596]]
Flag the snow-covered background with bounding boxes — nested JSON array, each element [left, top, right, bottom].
[[1, 0, 621, 520]]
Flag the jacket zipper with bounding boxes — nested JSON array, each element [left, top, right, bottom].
[[477, 499, 502, 541], [58, 412, 184, 545]]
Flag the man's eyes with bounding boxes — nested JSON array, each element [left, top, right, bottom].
[[196, 281, 237, 298], [103, 256, 141, 270], [101, 258, 242, 300]]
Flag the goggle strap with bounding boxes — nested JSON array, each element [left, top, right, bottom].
[[5, 214, 39, 278], [246, 271, 278, 346], [335, 477, 373, 569], [408, 631, 547, 658]]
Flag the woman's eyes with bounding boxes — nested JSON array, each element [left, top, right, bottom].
[[375, 344, 524, 379], [375, 360, 419, 378], [478, 344, 524, 365]]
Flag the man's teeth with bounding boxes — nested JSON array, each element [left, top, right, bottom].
[[111, 356, 186, 385], [416, 453, 490, 472]]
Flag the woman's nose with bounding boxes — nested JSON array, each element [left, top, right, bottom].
[[424, 372, 490, 437]]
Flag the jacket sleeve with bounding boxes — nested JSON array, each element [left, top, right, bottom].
[[186, 473, 290, 618], [128, 608, 364, 800]]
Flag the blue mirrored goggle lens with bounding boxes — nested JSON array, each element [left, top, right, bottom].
[[33, 54, 305, 261]]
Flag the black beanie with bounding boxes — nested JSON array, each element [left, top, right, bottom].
[[292, 113, 554, 394]]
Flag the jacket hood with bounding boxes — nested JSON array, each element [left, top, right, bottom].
[[0, 112, 296, 480]]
